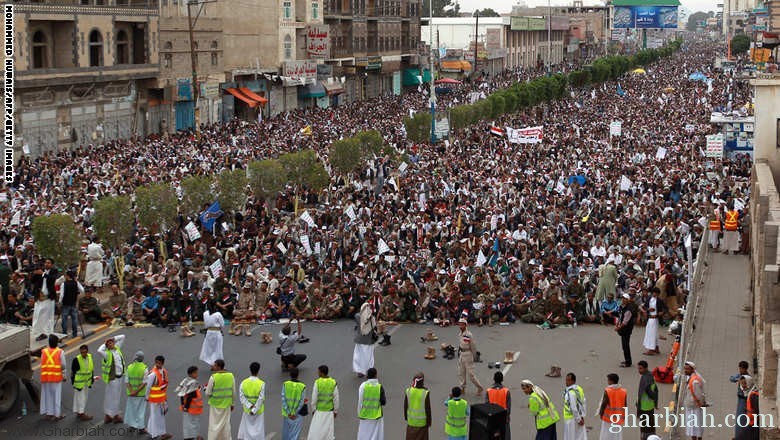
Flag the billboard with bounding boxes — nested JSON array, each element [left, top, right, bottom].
[[613, 6, 678, 29], [306, 25, 330, 58], [510, 16, 546, 31]]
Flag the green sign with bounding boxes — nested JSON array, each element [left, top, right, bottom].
[[510, 16, 546, 31]]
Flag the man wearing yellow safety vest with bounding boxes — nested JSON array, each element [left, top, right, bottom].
[[238, 361, 266, 440], [70, 344, 95, 421], [98, 334, 126, 424], [146, 355, 171, 440], [637, 361, 658, 440], [521, 379, 560, 440], [40, 334, 66, 421], [444, 386, 469, 440], [562, 372, 586, 440], [404, 372, 431, 440], [206, 359, 235, 440], [722, 203, 741, 255], [125, 350, 148, 434], [307, 364, 340, 440], [357, 367, 386, 440], [281, 367, 307, 440]]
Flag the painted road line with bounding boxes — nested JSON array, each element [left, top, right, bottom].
[[501, 351, 522, 376], [32, 326, 120, 371]]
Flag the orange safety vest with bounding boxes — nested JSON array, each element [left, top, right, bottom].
[[745, 389, 759, 426], [687, 373, 704, 407], [601, 387, 627, 425], [724, 210, 739, 231], [40, 347, 63, 383], [148, 367, 168, 403], [487, 387, 509, 410], [666, 340, 680, 369], [709, 214, 721, 230], [181, 388, 204, 415]]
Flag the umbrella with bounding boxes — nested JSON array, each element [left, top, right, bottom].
[[688, 72, 708, 81], [434, 78, 462, 85], [631, 68, 646, 74], [568, 175, 586, 186]]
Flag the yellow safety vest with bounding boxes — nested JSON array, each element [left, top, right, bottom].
[[405, 387, 429, 428], [445, 398, 468, 437], [240, 377, 265, 415], [529, 391, 560, 430], [282, 380, 306, 417], [209, 371, 234, 408], [315, 377, 337, 412], [563, 385, 584, 420], [358, 383, 382, 420]]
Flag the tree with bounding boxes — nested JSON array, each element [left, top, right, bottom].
[[421, 0, 459, 17], [686, 11, 709, 32], [279, 149, 330, 191], [248, 159, 287, 202], [135, 183, 178, 232], [354, 130, 385, 158], [474, 8, 500, 17], [31, 214, 83, 269], [217, 168, 249, 214], [93, 195, 134, 251], [329, 138, 363, 175], [181, 175, 214, 218], [731, 34, 750, 55], [403, 113, 432, 143]]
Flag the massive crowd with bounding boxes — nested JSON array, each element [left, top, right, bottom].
[[0, 39, 751, 348]]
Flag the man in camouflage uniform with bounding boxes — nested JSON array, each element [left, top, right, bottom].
[[379, 291, 402, 322], [399, 281, 420, 323], [475, 292, 496, 326], [291, 288, 315, 320], [521, 294, 549, 324], [317, 288, 343, 320], [229, 283, 256, 336], [78, 288, 108, 324]]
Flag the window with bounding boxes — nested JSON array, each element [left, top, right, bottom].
[[164, 53, 172, 68], [284, 34, 293, 59], [210, 40, 218, 49], [312, 1, 319, 19], [283, 0, 292, 19], [116, 30, 129, 64], [164, 41, 173, 51], [88, 30, 103, 67], [32, 31, 48, 69], [211, 52, 218, 66]]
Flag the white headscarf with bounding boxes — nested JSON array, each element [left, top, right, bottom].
[[359, 302, 375, 336], [521, 379, 553, 408]]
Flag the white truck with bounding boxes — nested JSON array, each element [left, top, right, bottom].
[[0, 325, 39, 420]]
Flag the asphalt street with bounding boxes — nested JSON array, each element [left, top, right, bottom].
[[4, 320, 678, 439]]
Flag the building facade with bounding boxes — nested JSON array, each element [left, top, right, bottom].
[[13, 0, 159, 155]]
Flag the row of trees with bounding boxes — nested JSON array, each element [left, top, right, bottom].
[[328, 130, 405, 176], [32, 149, 330, 269], [404, 40, 683, 141]]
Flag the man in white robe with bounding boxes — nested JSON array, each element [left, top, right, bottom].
[[357, 368, 385, 440], [32, 259, 59, 340], [85, 239, 105, 287], [98, 334, 126, 424], [642, 289, 661, 355], [71, 344, 95, 421], [562, 373, 587, 440], [683, 362, 707, 440], [200, 309, 224, 366], [307, 365, 339, 440], [238, 361, 266, 440], [146, 355, 172, 440], [125, 350, 148, 433], [353, 302, 376, 377], [39, 334, 66, 421]]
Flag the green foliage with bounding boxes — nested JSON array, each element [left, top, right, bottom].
[[473, 8, 500, 17], [248, 159, 287, 201], [354, 130, 385, 158], [279, 149, 329, 191], [135, 183, 178, 232], [568, 70, 592, 88], [217, 168, 249, 214], [403, 113, 433, 143], [31, 214, 83, 269], [731, 34, 750, 55], [486, 94, 505, 119], [329, 138, 363, 175], [181, 175, 214, 218], [93, 195, 134, 250]]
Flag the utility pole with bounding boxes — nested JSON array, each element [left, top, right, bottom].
[[429, 0, 436, 144], [474, 11, 479, 75], [547, 0, 551, 73], [187, 0, 216, 134]]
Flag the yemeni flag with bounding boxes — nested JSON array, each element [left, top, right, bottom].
[[489, 126, 504, 137]]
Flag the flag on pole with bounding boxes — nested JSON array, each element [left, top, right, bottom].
[[616, 83, 626, 97], [199, 201, 223, 234], [476, 250, 487, 267], [489, 126, 504, 137]]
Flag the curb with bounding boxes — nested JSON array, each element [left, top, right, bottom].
[[63, 322, 111, 347]]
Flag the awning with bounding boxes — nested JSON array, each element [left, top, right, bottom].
[[225, 88, 261, 108], [322, 82, 345, 95], [440, 60, 472, 72], [402, 68, 432, 86], [298, 82, 326, 99], [239, 87, 268, 105]]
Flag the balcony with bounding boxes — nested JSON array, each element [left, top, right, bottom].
[[13, 0, 158, 15], [17, 64, 160, 88]]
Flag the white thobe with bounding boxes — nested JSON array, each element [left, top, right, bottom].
[[352, 344, 375, 375], [200, 311, 224, 366], [306, 381, 340, 440], [146, 370, 168, 438], [357, 380, 384, 440], [599, 420, 622, 440], [563, 386, 587, 440], [32, 299, 55, 339], [206, 373, 235, 440], [642, 297, 659, 351], [85, 243, 105, 286], [40, 350, 66, 417], [98, 334, 126, 416], [73, 387, 89, 414], [238, 376, 266, 440]]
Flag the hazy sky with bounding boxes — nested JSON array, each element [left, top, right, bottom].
[[460, 0, 720, 14]]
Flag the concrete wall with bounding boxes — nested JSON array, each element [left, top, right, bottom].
[[752, 78, 780, 185]]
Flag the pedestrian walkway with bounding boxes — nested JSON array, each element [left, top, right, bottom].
[[685, 252, 752, 439]]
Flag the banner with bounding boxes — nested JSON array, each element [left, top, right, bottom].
[[199, 201, 223, 234], [506, 126, 544, 144], [705, 134, 724, 158], [613, 6, 678, 29], [306, 25, 330, 58], [610, 121, 622, 136]]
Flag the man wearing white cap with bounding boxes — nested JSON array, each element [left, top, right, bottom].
[[457, 318, 484, 395], [683, 362, 707, 440]]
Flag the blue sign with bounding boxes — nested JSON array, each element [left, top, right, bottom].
[[613, 6, 678, 29]]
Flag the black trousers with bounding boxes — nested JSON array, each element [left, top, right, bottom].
[[281, 353, 307, 368], [621, 332, 632, 365]]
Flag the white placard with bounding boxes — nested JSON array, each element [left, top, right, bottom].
[[705, 134, 724, 158], [209, 260, 223, 278], [377, 238, 391, 255], [277, 242, 288, 254], [299, 210, 316, 228], [314, 242, 321, 255], [345, 205, 357, 221], [476, 250, 487, 267], [10, 211, 21, 226], [655, 147, 667, 160], [609, 121, 622, 137], [398, 162, 408, 174], [619, 175, 632, 192], [301, 234, 312, 256], [185, 221, 201, 241]]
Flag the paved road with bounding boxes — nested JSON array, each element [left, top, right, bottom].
[[3, 318, 687, 439]]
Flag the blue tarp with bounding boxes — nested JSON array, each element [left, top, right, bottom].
[[689, 72, 708, 81], [568, 175, 586, 186]]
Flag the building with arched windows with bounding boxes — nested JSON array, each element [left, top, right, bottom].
[[12, 0, 159, 156]]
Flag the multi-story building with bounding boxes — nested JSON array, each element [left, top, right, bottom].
[[12, 0, 159, 155], [323, 0, 422, 102]]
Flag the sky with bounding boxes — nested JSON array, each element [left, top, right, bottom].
[[458, 0, 721, 15]]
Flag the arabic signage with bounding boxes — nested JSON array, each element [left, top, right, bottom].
[[705, 134, 724, 158], [486, 28, 501, 49], [367, 56, 382, 70], [306, 25, 330, 58], [283, 60, 318, 82], [613, 6, 678, 29], [510, 16, 546, 31]]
